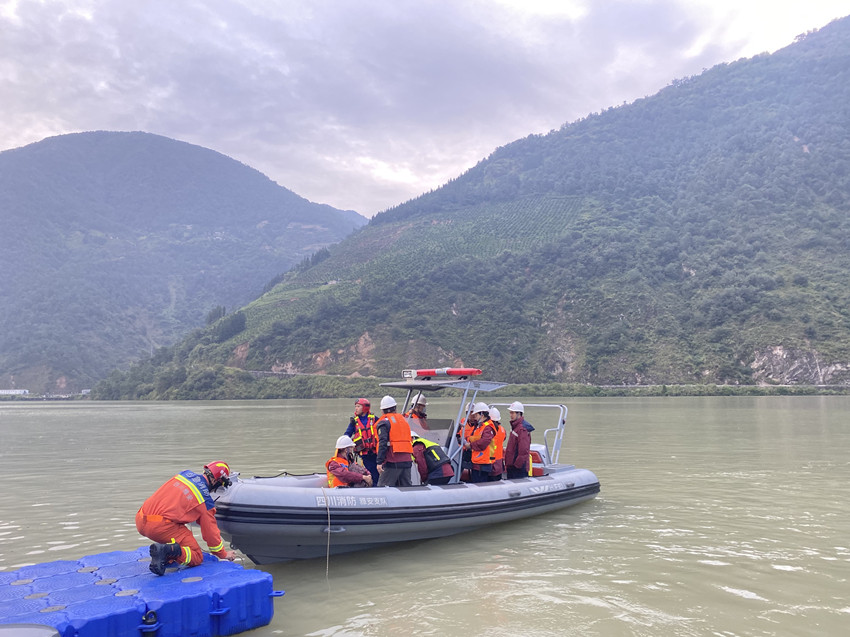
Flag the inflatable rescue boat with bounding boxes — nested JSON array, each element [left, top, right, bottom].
[[214, 369, 601, 564]]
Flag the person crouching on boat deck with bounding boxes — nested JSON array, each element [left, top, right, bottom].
[[488, 407, 507, 481], [136, 461, 236, 576], [326, 435, 373, 488], [505, 401, 535, 479], [412, 434, 454, 485], [404, 393, 430, 430], [465, 403, 497, 483], [343, 398, 380, 485], [375, 395, 414, 487]]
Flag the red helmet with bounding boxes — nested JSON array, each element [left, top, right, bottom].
[[204, 461, 231, 490], [355, 398, 370, 408]]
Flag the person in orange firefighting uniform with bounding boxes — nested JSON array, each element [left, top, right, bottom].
[[135, 461, 236, 575]]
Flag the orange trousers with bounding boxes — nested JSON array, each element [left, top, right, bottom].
[[135, 511, 204, 567]]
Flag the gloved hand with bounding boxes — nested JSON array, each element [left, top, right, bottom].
[[217, 550, 236, 561]]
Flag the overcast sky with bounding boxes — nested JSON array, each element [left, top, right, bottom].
[[1, 1, 847, 217]]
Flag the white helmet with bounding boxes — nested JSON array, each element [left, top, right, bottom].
[[474, 402, 489, 414], [489, 407, 501, 422], [508, 401, 524, 413], [380, 395, 397, 410], [414, 393, 427, 406], [335, 435, 355, 449]]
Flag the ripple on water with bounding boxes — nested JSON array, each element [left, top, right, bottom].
[[719, 586, 769, 601]]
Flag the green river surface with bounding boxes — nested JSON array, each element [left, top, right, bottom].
[[1, 396, 848, 636]]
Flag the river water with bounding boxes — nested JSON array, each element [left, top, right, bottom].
[[1, 396, 848, 636]]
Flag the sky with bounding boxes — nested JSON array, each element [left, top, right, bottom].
[[1, 1, 848, 217]]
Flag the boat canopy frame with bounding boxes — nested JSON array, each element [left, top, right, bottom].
[[379, 378, 568, 483]]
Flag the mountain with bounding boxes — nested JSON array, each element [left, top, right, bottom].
[[0, 131, 366, 394], [94, 17, 850, 399]]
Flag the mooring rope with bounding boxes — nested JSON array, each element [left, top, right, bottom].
[[321, 486, 331, 583], [252, 470, 316, 478]]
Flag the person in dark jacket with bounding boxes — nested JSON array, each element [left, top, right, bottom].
[[375, 395, 413, 487], [412, 435, 454, 484], [505, 401, 535, 479]]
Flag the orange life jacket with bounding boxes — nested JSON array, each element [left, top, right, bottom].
[[460, 416, 477, 442], [470, 419, 497, 466], [385, 412, 413, 455], [326, 454, 352, 488], [493, 424, 506, 463], [404, 411, 429, 430]]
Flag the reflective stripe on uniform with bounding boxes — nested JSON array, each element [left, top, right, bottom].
[[175, 473, 206, 505]]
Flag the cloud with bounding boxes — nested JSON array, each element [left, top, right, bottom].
[[0, 0, 847, 216]]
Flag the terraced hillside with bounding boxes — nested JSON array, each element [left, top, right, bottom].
[[94, 17, 850, 399]]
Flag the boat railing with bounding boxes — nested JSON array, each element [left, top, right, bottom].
[[441, 401, 569, 483], [488, 403, 568, 464], [379, 377, 572, 481]]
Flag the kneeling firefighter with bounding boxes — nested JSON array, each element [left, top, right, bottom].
[[135, 461, 236, 575]]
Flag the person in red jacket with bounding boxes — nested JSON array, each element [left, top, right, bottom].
[[326, 435, 373, 487], [411, 434, 454, 485], [505, 402, 535, 479], [135, 461, 236, 575], [464, 402, 496, 483]]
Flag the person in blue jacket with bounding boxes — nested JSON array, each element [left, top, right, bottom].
[[343, 398, 380, 485]]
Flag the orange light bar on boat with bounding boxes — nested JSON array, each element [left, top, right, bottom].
[[402, 367, 483, 379]]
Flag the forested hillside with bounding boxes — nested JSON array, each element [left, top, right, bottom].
[[95, 17, 850, 399], [0, 132, 365, 393]]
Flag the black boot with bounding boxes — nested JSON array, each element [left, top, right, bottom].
[[149, 542, 182, 576]]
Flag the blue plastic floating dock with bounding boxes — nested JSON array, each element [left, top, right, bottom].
[[0, 547, 284, 637]]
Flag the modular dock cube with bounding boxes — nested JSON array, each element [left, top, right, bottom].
[[0, 547, 283, 637]]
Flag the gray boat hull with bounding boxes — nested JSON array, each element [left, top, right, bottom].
[[215, 465, 600, 563]]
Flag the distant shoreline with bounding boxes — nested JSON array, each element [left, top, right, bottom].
[[4, 381, 849, 401]]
